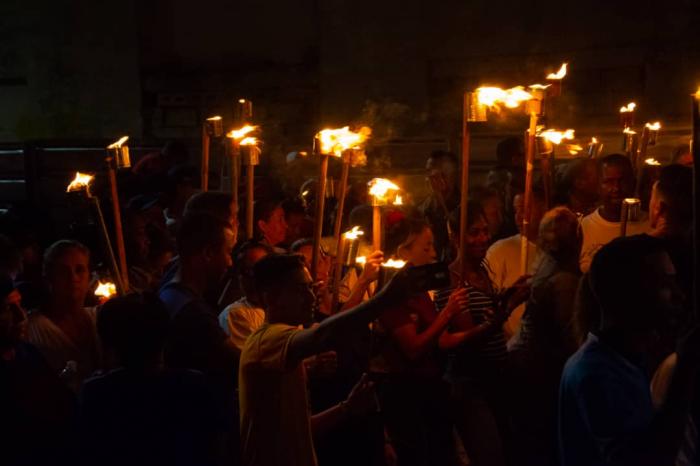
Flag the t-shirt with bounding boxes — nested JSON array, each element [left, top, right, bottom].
[[26, 307, 101, 391], [579, 208, 650, 273], [218, 298, 266, 351], [159, 281, 238, 419], [373, 292, 443, 377], [239, 323, 316, 466], [434, 281, 508, 379], [79, 368, 226, 466], [559, 333, 653, 466], [485, 233, 544, 337]]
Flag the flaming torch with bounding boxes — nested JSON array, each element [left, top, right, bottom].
[[201, 116, 223, 192], [469, 84, 540, 276], [368, 178, 401, 252], [587, 137, 604, 158], [635, 122, 662, 196], [331, 226, 365, 312], [619, 102, 637, 129], [240, 137, 261, 239], [620, 198, 641, 237], [94, 280, 117, 304], [537, 128, 575, 209], [545, 62, 568, 97], [226, 125, 258, 208], [66, 172, 125, 295], [105, 136, 130, 292], [691, 88, 700, 319], [311, 126, 371, 282], [377, 258, 407, 291]]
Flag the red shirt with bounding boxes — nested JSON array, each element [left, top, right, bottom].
[[375, 292, 443, 377]]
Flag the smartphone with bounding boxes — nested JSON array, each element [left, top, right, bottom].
[[405, 262, 451, 291]]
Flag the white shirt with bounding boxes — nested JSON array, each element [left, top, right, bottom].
[[579, 208, 650, 273], [218, 298, 266, 351], [486, 233, 544, 338]]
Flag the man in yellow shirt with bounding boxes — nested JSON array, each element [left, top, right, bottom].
[[239, 254, 409, 466]]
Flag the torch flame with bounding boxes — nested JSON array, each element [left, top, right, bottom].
[[316, 126, 371, 157], [591, 137, 598, 144], [206, 115, 222, 121], [240, 137, 258, 146], [368, 178, 400, 201], [623, 127, 637, 135], [94, 281, 116, 299], [356, 256, 366, 265], [476, 86, 533, 110], [645, 121, 661, 131], [645, 158, 661, 166], [238, 98, 247, 104], [538, 128, 575, 145], [620, 102, 637, 113], [381, 259, 407, 269], [529, 84, 551, 90], [546, 63, 568, 80], [228, 125, 258, 140], [394, 194, 403, 205], [66, 172, 94, 192], [567, 144, 584, 155], [344, 226, 364, 240], [107, 136, 129, 149]]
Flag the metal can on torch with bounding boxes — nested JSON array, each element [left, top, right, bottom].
[[620, 198, 641, 237]]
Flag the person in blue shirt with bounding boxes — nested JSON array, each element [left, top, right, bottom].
[[559, 235, 699, 466]]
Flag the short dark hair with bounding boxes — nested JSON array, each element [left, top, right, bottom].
[[254, 199, 283, 226], [43, 240, 90, 277], [656, 164, 692, 228], [235, 240, 274, 276], [428, 150, 458, 167], [599, 153, 633, 175], [290, 238, 313, 253], [183, 192, 234, 223], [496, 136, 524, 166], [97, 293, 169, 367], [176, 213, 230, 259], [253, 254, 305, 294], [447, 200, 486, 236], [588, 235, 666, 326]]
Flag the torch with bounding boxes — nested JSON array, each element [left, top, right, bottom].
[[66, 173, 125, 295], [235, 98, 253, 124], [331, 226, 364, 312], [635, 122, 661, 196], [620, 102, 637, 153], [619, 198, 641, 237], [537, 128, 576, 209], [312, 126, 371, 281], [587, 137, 604, 158], [94, 280, 117, 304], [226, 125, 258, 208], [377, 258, 407, 292], [240, 137, 261, 239], [367, 178, 401, 253], [201, 116, 223, 192], [106, 136, 130, 293], [470, 85, 536, 277], [691, 88, 700, 320], [544, 62, 568, 100]]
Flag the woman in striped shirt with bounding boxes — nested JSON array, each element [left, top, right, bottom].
[[434, 201, 529, 466]]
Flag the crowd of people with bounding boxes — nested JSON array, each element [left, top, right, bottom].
[[1, 138, 699, 466]]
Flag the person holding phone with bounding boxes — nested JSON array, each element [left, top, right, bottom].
[[434, 201, 529, 466], [372, 216, 468, 466]]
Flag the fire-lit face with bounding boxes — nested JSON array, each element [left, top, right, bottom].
[[273, 266, 316, 327], [208, 227, 235, 283], [426, 157, 458, 200], [600, 163, 634, 213], [464, 216, 490, 261], [47, 248, 91, 305], [398, 227, 436, 267], [481, 195, 504, 238], [259, 207, 288, 247]]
